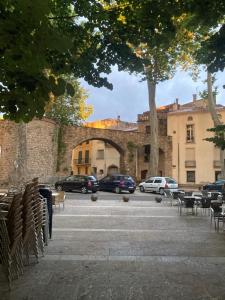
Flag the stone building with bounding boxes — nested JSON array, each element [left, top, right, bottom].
[[71, 118, 138, 179]]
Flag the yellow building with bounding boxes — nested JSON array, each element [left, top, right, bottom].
[[167, 97, 225, 185], [72, 141, 92, 175], [72, 118, 137, 177]]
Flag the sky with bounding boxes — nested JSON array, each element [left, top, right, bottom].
[[81, 66, 225, 123]]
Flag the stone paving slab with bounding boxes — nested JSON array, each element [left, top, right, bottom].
[[1, 196, 225, 299]]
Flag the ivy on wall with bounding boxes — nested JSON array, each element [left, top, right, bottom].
[[127, 141, 137, 162], [56, 126, 66, 172]]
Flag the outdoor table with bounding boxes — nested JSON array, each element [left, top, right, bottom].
[[183, 196, 202, 215]]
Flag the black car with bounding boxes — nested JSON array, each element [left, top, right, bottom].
[[55, 175, 99, 193], [99, 174, 136, 194], [202, 179, 225, 192]]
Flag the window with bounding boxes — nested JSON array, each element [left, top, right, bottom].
[[77, 167, 80, 175], [165, 178, 177, 184], [215, 171, 221, 181], [97, 149, 104, 159], [146, 179, 154, 183], [186, 124, 194, 143], [154, 179, 162, 183], [144, 145, 150, 162], [187, 171, 195, 183], [85, 150, 89, 163], [145, 126, 150, 134], [85, 167, 88, 174], [78, 151, 82, 163], [187, 116, 193, 121]]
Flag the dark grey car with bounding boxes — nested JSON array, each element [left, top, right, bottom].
[[55, 175, 99, 193]]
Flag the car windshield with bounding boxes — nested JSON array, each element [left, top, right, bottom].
[[215, 180, 225, 184], [165, 177, 177, 184], [88, 176, 97, 181]]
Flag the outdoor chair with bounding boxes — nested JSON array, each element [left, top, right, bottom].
[[39, 188, 53, 239], [163, 189, 173, 206], [53, 191, 65, 209], [210, 206, 224, 231], [178, 194, 195, 216], [200, 197, 211, 215]]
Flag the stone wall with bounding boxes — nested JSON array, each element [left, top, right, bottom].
[[0, 118, 172, 186], [0, 118, 58, 187], [0, 120, 19, 186]]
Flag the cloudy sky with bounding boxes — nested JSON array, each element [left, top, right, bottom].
[[81, 66, 225, 123]]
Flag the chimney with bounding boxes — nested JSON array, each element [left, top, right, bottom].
[[192, 94, 197, 102]]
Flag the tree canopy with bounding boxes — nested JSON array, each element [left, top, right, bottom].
[[45, 76, 93, 125], [1, 0, 224, 122]]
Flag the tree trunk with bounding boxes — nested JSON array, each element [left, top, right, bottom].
[[207, 70, 225, 177], [147, 78, 158, 176]]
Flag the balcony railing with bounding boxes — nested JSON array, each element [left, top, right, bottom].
[[213, 160, 221, 168], [185, 160, 196, 168], [74, 159, 91, 165]]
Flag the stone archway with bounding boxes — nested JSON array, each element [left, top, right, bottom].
[[59, 133, 127, 177], [71, 138, 122, 178]]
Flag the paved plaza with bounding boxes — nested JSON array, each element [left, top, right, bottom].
[[1, 192, 225, 299]]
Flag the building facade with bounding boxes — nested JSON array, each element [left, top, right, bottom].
[[72, 118, 137, 178], [167, 97, 225, 185]]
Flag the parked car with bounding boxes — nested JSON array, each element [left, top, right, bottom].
[[139, 177, 178, 195], [99, 174, 136, 194], [202, 179, 225, 192], [55, 175, 99, 193]]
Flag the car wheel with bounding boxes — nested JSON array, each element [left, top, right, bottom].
[[159, 188, 164, 195], [92, 190, 97, 194], [56, 185, 63, 191], [115, 187, 121, 194], [139, 186, 145, 193], [81, 187, 88, 194], [129, 190, 135, 194]]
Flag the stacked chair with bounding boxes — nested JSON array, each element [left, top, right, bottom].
[[0, 178, 51, 289]]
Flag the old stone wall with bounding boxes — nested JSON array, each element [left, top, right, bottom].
[[0, 118, 172, 186], [25, 118, 58, 183], [0, 120, 19, 186], [0, 118, 58, 187]]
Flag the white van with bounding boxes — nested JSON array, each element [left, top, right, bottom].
[[139, 177, 178, 195]]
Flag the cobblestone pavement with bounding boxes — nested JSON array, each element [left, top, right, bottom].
[[1, 192, 225, 299]]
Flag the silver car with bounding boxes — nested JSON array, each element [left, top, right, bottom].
[[139, 177, 178, 195]]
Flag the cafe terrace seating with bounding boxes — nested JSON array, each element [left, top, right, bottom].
[[0, 178, 51, 289]]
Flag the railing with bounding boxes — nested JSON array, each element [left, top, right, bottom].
[[73, 159, 91, 165], [185, 160, 196, 168]]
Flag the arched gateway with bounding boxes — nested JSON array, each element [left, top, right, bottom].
[[60, 125, 172, 179], [0, 118, 172, 186]]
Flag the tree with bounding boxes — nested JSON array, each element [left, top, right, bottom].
[[0, 0, 142, 122], [134, 44, 177, 176], [45, 76, 93, 125], [205, 125, 225, 151]]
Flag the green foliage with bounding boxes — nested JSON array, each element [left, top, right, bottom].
[[1, 0, 224, 123], [45, 76, 92, 125], [127, 141, 137, 162], [205, 125, 225, 150], [199, 75, 218, 100], [0, 0, 142, 122], [56, 126, 66, 172]]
